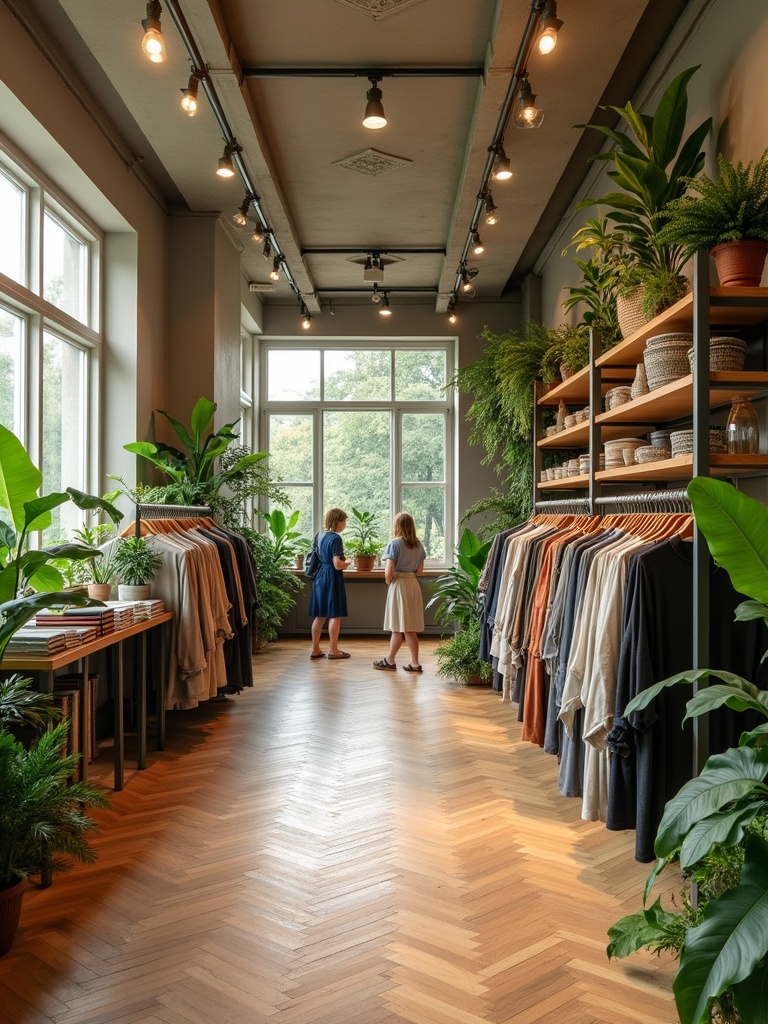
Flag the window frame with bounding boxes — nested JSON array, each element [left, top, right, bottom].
[[259, 339, 455, 565]]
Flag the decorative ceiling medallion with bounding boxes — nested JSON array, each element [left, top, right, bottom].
[[334, 149, 412, 177], [331, 0, 427, 20]]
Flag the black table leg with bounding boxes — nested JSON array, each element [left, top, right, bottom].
[[158, 622, 167, 751], [113, 641, 124, 791], [137, 633, 147, 769], [80, 655, 89, 783]]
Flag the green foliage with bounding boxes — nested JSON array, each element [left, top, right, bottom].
[[657, 149, 768, 256], [426, 529, 490, 628], [608, 477, 768, 1024], [259, 509, 310, 565], [460, 484, 531, 540], [238, 527, 302, 647], [214, 446, 288, 529], [111, 536, 163, 586], [124, 396, 268, 505], [639, 264, 688, 320], [579, 65, 711, 277], [0, 674, 62, 732], [562, 257, 622, 347], [435, 618, 492, 685], [345, 507, 382, 557]]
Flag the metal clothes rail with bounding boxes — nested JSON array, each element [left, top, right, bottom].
[[134, 503, 212, 537]]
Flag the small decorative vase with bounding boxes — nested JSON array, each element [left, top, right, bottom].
[[630, 362, 649, 399], [725, 395, 760, 454], [117, 584, 151, 601], [556, 400, 567, 432]]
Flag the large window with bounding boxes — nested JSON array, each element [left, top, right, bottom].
[[262, 344, 453, 563], [0, 146, 101, 540]]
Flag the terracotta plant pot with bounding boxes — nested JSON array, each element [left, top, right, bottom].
[[295, 554, 305, 570], [559, 364, 573, 381], [0, 878, 26, 958], [353, 555, 376, 572], [711, 240, 768, 287], [87, 583, 112, 601]]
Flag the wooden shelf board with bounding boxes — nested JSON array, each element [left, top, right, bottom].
[[538, 423, 589, 449], [538, 367, 634, 407], [596, 452, 768, 484], [537, 474, 589, 491], [595, 288, 768, 369]]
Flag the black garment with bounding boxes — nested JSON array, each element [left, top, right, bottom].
[[211, 527, 257, 689], [607, 537, 768, 862]]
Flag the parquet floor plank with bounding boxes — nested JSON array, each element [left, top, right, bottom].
[[0, 637, 677, 1023]]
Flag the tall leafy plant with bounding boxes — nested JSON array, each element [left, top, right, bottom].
[[607, 478, 768, 1024], [426, 528, 491, 628]]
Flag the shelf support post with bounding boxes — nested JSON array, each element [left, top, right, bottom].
[[588, 328, 602, 515]]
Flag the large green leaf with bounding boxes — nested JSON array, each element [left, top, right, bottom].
[[674, 834, 768, 1024], [678, 800, 764, 870], [614, 152, 669, 210], [607, 898, 679, 960], [22, 493, 69, 533], [688, 477, 768, 604], [651, 65, 699, 169], [669, 118, 713, 184], [655, 746, 768, 858], [623, 668, 757, 719], [157, 407, 195, 451], [683, 682, 768, 724], [0, 424, 44, 532], [67, 487, 124, 525], [740, 723, 768, 748], [188, 397, 217, 451], [731, 960, 768, 1022]]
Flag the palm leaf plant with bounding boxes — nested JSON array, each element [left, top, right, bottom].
[[426, 528, 491, 629], [607, 477, 768, 1024], [259, 508, 311, 565]]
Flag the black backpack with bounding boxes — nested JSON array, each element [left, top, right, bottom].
[[304, 533, 321, 579]]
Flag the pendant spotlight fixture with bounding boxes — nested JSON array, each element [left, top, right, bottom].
[[329, 300, 336, 317], [472, 231, 485, 256], [300, 302, 312, 329], [514, 73, 544, 128], [484, 193, 501, 226], [447, 299, 458, 325], [216, 141, 240, 177], [363, 252, 384, 282], [371, 282, 382, 304], [233, 194, 252, 226], [461, 266, 479, 296], [492, 145, 513, 181], [251, 225, 265, 244], [362, 77, 387, 130], [379, 292, 392, 316], [537, 0, 563, 55], [269, 256, 283, 281], [180, 68, 205, 116], [262, 239, 272, 260], [141, 0, 166, 63]]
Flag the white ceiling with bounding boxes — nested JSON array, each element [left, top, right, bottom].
[[13, 0, 688, 312]]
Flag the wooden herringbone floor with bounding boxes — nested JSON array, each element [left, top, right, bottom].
[[0, 637, 677, 1024]]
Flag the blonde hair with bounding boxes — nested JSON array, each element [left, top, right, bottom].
[[324, 507, 348, 531], [393, 511, 419, 548]]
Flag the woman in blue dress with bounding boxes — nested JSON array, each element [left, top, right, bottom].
[[309, 507, 351, 659]]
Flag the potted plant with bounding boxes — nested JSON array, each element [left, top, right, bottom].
[[656, 149, 768, 287], [259, 509, 311, 569], [0, 675, 108, 956], [435, 618, 492, 685], [70, 523, 119, 599], [561, 257, 622, 349], [427, 528, 491, 629], [345, 507, 382, 571], [112, 536, 163, 600], [607, 477, 768, 1024]]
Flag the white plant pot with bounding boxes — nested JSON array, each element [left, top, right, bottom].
[[117, 584, 151, 601]]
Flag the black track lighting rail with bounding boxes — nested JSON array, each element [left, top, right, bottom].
[[450, 0, 550, 306], [301, 248, 446, 256], [242, 67, 484, 79], [163, 0, 303, 302], [314, 287, 438, 294]]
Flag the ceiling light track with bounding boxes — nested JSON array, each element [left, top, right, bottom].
[[161, 0, 304, 305], [314, 287, 438, 294], [301, 247, 446, 255], [449, 0, 558, 308], [241, 67, 485, 79]]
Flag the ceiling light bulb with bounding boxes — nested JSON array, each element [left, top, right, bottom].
[[217, 145, 235, 177], [379, 294, 392, 316], [515, 75, 544, 129], [233, 196, 251, 226], [363, 78, 387, 130], [461, 280, 475, 296], [493, 148, 513, 181], [537, 1, 563, 54], [371, 284, 382, 304], [448, 311, 458, 324], [270, 257, 282, 281], [484, 196, 500, 226], [180, 72, 201, 116], [141, 1, 166, 62], [302, 313, 311, 329], [472, 232, 485, 256], [251, 226, 265, 244]]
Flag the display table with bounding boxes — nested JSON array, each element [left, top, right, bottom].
[[1, 612, 174, 792]]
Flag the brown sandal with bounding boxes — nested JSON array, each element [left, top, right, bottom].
[[402, 664, 423, 673], [327, 651, 351, 660]]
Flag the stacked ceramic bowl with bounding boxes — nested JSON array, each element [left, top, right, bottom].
[[603, 437, 647, 469], [643, 332, 694, 390], [686, 336, 747, 373], [670, 427, 727, 457]]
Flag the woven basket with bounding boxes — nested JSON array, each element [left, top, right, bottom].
[[643, 339, 692, 390], [646, 332, 694, 347], [686, 337, 747, 374], [670, 428, 727, 457], [649, 428, 674, 447], [564, 414, 578, 429], [635, 445, 671, 464], [630, 363, 649, 399], [603, 437, 646, 469], [616, 286, 649, 338], [605, 386, 633, 410], [578, 454, 590, 474]]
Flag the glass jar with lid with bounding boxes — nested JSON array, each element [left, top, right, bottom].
[[725, 395, 760, 455]]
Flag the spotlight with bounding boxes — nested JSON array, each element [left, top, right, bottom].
[[141, 0, 166, 63], [472, 231, 485, 256], [461, 267, 478, 297], [233, 195, 252, 226], [251, 225, 265, 244], [269, 256, 282, 281], [363, 253, 384, 282], [363, 77, 387, 130], [493, 146, 513, 181], [514, 73, 544, 128], [371, 283, 382, 304], [180, 69, 204, 116], [537, 0, 563, 54], [216, 142, 237, 177], [262, 239, 272, 260], [447, 299, 458, 325], [379, 292, 392, 316], [300, 302, 312, 329], [484, 194, 500, 226]]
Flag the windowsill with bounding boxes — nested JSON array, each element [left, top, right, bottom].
[[289, 567, 448, 578]]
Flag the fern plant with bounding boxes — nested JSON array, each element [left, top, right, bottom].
[[656, 149, 768, 257]]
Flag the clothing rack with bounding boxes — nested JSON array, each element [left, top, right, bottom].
[[593, 489, 691, 513], [134, 503, 212, 537], [533, 498, 591, 514]]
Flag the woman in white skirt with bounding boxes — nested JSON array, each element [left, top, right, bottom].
[[373, 512, 426, 673]]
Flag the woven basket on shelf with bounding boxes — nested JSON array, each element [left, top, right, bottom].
[[603, 437, 646, 469], [630, 363, 649, 399], [687, 336, 747, 373], [649, 428, 674, 447], [604, 386, 633, 410], [616, 286, 649, 339], [635, 445, 671, 464], [670, 428, 727, 457], [646, 332, 694, 348], [643, 338, 692, 390]]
